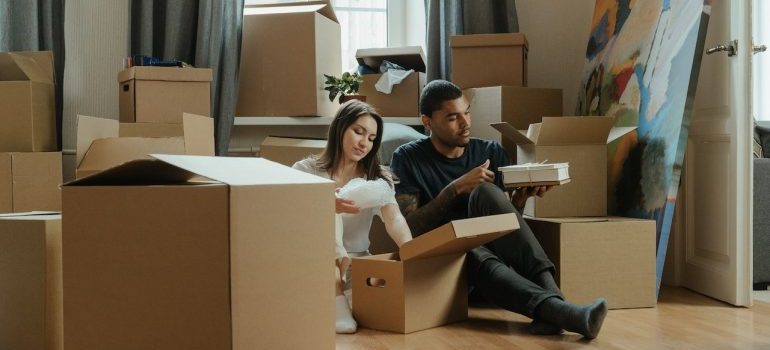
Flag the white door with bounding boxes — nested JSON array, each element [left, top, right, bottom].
[[683, 0, 753, 306]]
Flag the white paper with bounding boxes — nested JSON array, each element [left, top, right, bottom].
[[374, 69, 414, 94]]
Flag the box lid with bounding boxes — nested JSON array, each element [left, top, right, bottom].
[[117, 67, 213, 83], [0, 51, 54, 83], [66, 154, 335, 187], [355, 46, 426, 73], [399, 213, 518, 261], [450, 33, 528, 49], [491, 117, 637, 146], [261, 136, 327, 149], [244, 0, 338, 23]]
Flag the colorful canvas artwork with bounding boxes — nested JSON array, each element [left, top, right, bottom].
[[576, 0, 710, 294]]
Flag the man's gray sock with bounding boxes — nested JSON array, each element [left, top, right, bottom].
[[529, 271, 564, 335], [535, 297, 608, 339]]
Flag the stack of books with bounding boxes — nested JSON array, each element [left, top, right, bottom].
[[498, 162, 570, 188]]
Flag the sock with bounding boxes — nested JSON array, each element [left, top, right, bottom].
[[529, 270, 564, 335], [535, 297, 607, 339], [335, 295, 357, 334]]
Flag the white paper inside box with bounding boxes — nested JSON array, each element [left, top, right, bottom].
[[352, 213, 518, 333]]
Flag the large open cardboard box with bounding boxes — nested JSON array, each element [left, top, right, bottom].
[[356, 46, 427, 117], [62, 155, 336, 350], [525, 217, 656, 309], [0, 51, 56, 152], [465, 86, 562, 161], [492, 117, 636, 217], [75, 113, 214, 178], [352, 213, 519, 333], [238, 0, 341, 118], [259, 136, 326, 166], [0, 152, 62, 213], [0, 212, 62, 350], [450, 33, 528, 89], [118, 66, 212, 123]]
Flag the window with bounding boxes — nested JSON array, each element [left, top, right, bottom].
[[244, 0, 425, 72]]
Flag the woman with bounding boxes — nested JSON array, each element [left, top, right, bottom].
[[292, 100, 413, 334]]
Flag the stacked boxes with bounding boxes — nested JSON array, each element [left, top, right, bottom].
[[63, 155, 336, 350], [118, 66, 212, 123], [450, 33, 528, 89], [0, 51, 62, 213]]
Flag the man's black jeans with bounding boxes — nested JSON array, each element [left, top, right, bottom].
[[465, 183, 562, 318]]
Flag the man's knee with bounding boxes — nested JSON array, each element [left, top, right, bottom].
[[468, 183, 514, 216]]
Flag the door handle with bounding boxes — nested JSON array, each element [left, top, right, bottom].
[[706, 40, 738, 57], [753, 44, 767, 54]]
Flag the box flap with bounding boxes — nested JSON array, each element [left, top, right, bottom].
[[77, 138, 185, 175], [526, 216, 654, 224], [535, 117, 614, 145], [150, 154, 335, 186], [76, 115, 119, 167], [0, 52, 53, 83], [399, 213, 519, 261], [607, 126, 637, 143], [65, 159, 202, 186], [244, 0, 338, 23], [261, 136, 327, 148], [450, 33, 528, 49], [490, 122, 534, 145], [117, 67, 213, 83], [355, 46, 426, 72], [181, 113, 216, 156]]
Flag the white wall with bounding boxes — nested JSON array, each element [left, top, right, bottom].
[[62, 0, 130, 180], [516, 0, 595, 114]]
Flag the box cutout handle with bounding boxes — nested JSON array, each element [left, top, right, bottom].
[[366, 277, 386, 288], [122, 84, 129, 92]]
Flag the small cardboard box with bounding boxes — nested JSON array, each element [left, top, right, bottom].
[[62, 155, 336, 350], [75, 113, 214, 178], [465, 86, 562, 161], [0, 152, 62, 213], [0, 51, 56, 152], [492, 117, 636, 217], [118, 66, 212, 123], [525, 217, 656, 309], [450, 33, 528, 89], [356, 46, 427, 117], [353, 213, 519, 333], [0, 212, 62, 350], [238, 0, 341, 118], [260, 136, 327, 166]]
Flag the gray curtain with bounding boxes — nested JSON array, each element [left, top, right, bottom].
[[130, 0, 243, 156], [425, 0, 518, 82], [0, 0, 66, 150]]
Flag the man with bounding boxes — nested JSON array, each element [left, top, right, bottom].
[[390, 80, 607, 338]]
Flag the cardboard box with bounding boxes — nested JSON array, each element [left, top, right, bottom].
[[0, 152, 62, 213], [525, 217, 656, 309], [238, 0, 341, 118], [352, 213, 519, 333], [118, 66, 212, 123], [0, 212, 62, 350], [75, 113, 214, 178], [260, 136, 327, 166], [62, 155, 336, 350], [450, 33, 528, 89], [0, 51, 56, 152], [492, 117, 636, 217], [465, 86, 562, 160], [356, 46, 427, 117]]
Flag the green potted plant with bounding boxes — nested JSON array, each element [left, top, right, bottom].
[[324, 72, 365, 103]]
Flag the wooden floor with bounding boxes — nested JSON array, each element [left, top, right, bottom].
[[336, 287, 770, 350]]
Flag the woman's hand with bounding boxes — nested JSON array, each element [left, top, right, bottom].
[[336, 189, 360, 214]]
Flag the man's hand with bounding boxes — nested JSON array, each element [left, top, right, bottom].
[[335, 189, 360, 214], [511, 185, 552, 212], [451, 159, 495, 195]]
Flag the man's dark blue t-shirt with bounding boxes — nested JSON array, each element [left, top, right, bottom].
[[390, 137, 512, 222]]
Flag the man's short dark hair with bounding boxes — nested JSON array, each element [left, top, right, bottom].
[[419, 79, 463, 117]]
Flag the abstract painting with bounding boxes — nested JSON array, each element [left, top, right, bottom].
[[576, 0, 711, 294]]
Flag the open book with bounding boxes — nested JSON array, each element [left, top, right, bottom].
[[498, 162, 571, 188]]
